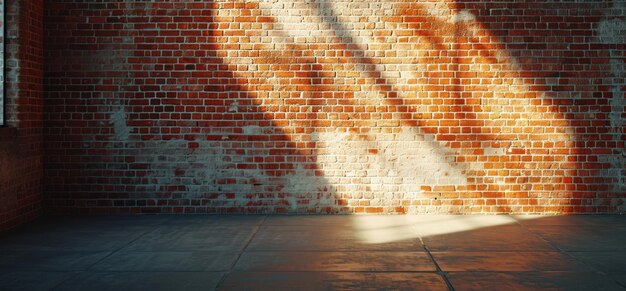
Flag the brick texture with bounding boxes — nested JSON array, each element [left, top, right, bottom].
[[43, 0, 625, 214], [0, 0, 45, 230]]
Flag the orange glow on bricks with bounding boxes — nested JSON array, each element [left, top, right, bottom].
[[39, 0, 626, 215]]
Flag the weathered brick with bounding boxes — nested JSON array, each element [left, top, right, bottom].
[[38, 0, 626, 215]]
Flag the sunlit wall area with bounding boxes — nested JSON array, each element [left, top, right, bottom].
[[43, 0, 625, 214]]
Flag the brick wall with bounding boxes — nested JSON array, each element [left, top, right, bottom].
[[44, 0, 625, 214], [0, 0, 45, 230]]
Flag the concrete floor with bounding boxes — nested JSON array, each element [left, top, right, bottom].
[[0, 215, 625, 290]]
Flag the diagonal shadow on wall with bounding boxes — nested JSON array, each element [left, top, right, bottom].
[[43, 0, 625, 214]]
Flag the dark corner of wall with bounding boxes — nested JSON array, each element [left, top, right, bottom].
[[0, 0, 44, 231]]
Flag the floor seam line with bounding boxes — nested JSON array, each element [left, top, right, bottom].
[[215, 215, 268, 289], [420, 237, 455, 291], [85, 219, 167, 271], [517, 222, 609, 276], [50, 218, 167, 290]]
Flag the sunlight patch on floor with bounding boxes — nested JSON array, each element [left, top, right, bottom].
[[351, 215, 545, 244]]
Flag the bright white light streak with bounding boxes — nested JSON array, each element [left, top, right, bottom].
[[351, 215, 544, 244]]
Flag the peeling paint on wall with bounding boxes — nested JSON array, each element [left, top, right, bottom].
[[448, 10, 476, 24], [43, 0, 626, 214], [313, 127, 467, 206], [111, 107, 130, 142], [597, 19, 626, 44], [596, 13, 626, 192]]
